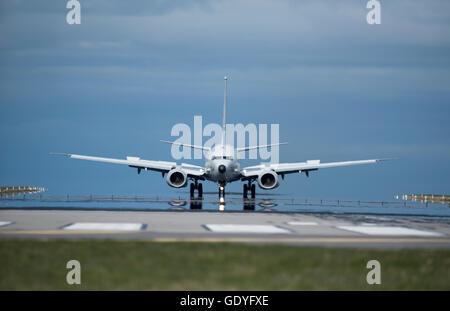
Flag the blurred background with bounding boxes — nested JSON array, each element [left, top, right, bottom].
[[0, 0, 449, 201]]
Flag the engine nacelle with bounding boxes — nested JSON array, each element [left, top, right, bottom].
[[257, 170, 279, 190], [166, 168, 188, 188]]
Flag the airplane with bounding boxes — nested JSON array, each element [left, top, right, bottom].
[[53, 76, 388, 199]]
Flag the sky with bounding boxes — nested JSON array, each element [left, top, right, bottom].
[[0, 0, 449, 200]]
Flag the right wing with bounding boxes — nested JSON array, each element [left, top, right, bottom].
[[51, 153, 205, 178], [241, 158, 389, 179]]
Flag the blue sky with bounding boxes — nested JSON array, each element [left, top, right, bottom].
[[0, 0, 449, 200]]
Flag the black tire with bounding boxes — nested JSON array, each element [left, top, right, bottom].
[[190, 202, 202, 210], [251, 184, 256, 199], [243, 184, 248, 198], [190, 183, 195, 198], [243, 203, 255, 211], [198, 183, 203, 198]]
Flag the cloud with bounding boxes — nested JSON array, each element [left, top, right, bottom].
[[0, 1, 449, 197], [1, 0, 450, 108]]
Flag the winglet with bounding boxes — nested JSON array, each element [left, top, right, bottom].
[[50, 152, 72, 157], [375, 158, 398, 162]]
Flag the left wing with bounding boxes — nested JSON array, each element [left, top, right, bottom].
[[51, 153, 205, 178], [241, 158, 388, 179]]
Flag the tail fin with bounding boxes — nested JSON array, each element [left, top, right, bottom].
[[221, 76, 228, 145]]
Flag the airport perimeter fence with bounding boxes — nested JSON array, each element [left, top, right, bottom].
[[0, 193, 449, 209]]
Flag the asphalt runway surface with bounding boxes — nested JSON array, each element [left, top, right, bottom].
[[1, 204, 450, 248]]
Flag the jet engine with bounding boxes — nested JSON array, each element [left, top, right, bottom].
[[257, 170, 279, 190], [166, 168, 188, 188]]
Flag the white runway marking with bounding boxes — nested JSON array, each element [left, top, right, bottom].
[[63, 222, 145, 231], [337, 226, 443, 237], [287, 221, 318, 226], [358, 223, 377, 226], [0, 221, 13, 227], [205, 224, 290, 234]]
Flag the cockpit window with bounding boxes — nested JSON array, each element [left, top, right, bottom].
[[212, 156, 232, 160]]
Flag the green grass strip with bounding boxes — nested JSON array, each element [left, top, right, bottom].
[[0, 239, 449, 290]]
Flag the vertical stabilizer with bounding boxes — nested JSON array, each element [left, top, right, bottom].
[[221, 76, 228, 145]]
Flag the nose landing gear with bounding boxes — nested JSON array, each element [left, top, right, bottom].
[[218, 185, 225, 198], [217, 185, 226, 211]]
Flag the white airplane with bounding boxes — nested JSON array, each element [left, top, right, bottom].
[[53, 77, 387, 199]]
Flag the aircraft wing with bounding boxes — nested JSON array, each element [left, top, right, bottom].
[[241, 159, 388, 178], [51, 153, 205, 178]]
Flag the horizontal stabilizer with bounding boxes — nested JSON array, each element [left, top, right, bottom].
[[236, 142, 288, 152], [160, 140, 211, 151]]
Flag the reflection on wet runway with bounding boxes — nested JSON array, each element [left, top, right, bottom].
[[1, 193, 449, 217], [155, 195, 450, 218], [169, 197, 279, 211]]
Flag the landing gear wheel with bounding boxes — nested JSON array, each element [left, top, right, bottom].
[[243, 184, 248, 198], [190, 183, 195, 198], [198, 183, 203, 198], [251, 184, 256, 199]]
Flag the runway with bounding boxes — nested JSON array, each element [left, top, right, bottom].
[[1, 208, 449, 248]]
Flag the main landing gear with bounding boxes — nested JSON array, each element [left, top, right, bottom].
[[243, 183, 256, 199], [243, 182, 255, 210], [190, 181, 203, 210], [190, 182, 203, 199]]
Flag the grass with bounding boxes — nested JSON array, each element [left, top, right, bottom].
[[0, 239, 449, 290]]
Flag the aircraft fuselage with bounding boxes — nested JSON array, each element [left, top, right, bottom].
[[204, 144, 241, 185]]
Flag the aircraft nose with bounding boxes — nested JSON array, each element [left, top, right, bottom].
[[218, 164, 226, 173]]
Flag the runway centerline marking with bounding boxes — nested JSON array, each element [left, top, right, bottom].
[[204, 224, 290, 234], [0, 221, 13, 228], [0, 230, 134, 235], [337, 226, 443, 237], [287, 221, 318, 226], [62, 222, 146, 231]]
